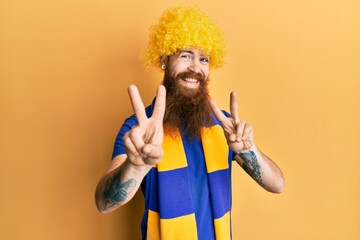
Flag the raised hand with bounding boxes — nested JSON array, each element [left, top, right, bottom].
[[210, 91, 254, 153], [123, 85, 166, 167]]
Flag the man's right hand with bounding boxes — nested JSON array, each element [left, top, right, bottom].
[[123, 85, 166, 168]]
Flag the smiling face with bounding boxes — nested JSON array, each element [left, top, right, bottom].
[[161, 48, 213, 139], [162, 48, 210, 91]]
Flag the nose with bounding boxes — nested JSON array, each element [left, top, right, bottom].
[[188, 60, 201, 74]]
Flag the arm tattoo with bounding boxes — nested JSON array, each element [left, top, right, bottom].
[[238, 150, 265, 187], [102, 172, 136, 211]]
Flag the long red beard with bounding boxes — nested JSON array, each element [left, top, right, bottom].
[[162, 70, 213, 140]]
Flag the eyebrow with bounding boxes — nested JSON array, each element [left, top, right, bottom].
[[178, 50, 210, 58]]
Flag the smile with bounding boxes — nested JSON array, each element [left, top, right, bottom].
[[180, 78, 200, 88]]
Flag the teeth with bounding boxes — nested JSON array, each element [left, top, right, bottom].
[[183, 78, 198, 83]]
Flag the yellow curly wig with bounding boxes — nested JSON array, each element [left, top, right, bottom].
[[143, 5, 226, 69]]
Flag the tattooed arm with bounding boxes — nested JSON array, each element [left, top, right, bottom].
[[95, 154, 152, 213], [96, 85, 166, 213], [211, 92, 284, 193], [234, 144, 284, 193]]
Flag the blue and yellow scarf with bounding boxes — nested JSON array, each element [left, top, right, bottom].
[[142, 120, 232, 240]]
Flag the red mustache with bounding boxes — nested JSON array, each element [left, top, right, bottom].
[[176, 71, 205, 82]]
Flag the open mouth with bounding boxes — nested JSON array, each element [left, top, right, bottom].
[[180, 77, 200, 88]]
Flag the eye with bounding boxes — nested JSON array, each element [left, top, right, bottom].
[[200, 57, 209, 63], [180, 54, 191, 59]]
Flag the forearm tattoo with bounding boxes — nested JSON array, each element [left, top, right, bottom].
[[102, 172, 136, 210], [238, 150, 265, 187]]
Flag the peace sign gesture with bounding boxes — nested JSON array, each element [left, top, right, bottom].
[[210, 91, 254, 153], [123, 85, 166, 168]]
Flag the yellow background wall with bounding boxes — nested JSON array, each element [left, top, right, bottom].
[[1, 0, 359, 239]]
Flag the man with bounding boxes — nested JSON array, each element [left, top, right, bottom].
[[95, 6, 284, 240]]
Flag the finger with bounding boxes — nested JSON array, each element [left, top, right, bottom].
[[210, 99, 227, 123], [151, 85, 166, 121], [123, 132, 140, 157], [243, 133, 253, 149], [142, 144, 163, 165], [230, 92, 239, 124], [236, 121, 246, 142], [228, 133, 237, 142], [128, 85, 147, 124], [128, 126, 146, 156], [242, 124, 253, 140], [243, 138, 252, 149]]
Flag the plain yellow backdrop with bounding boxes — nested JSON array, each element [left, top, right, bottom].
[[1, 0, 359, 239]]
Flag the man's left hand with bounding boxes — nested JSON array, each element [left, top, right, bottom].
[[210, 92, 254, 153]]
